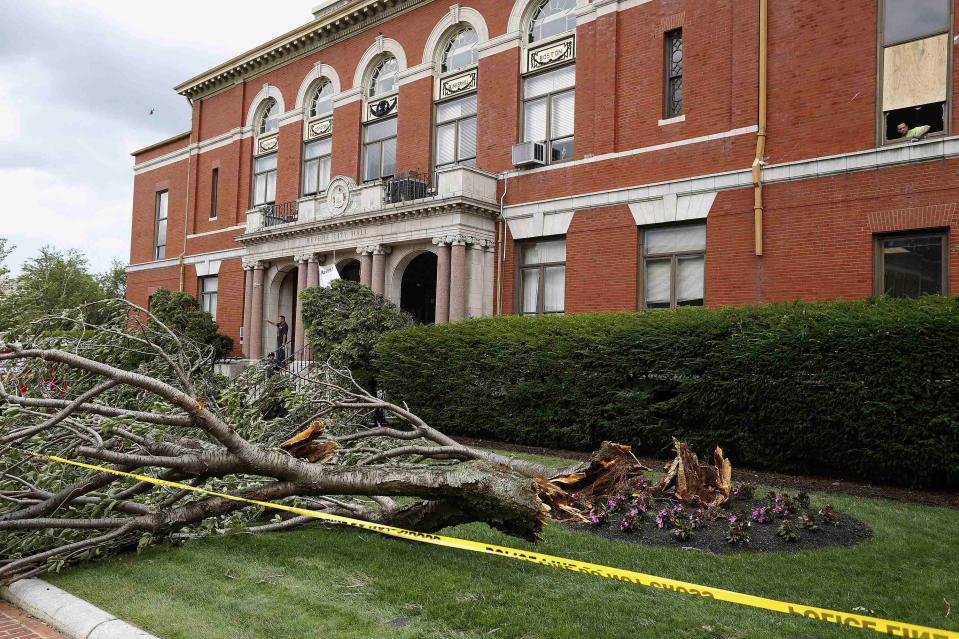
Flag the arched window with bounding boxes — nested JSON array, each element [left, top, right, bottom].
[[369, 56, 399, 97], [258, 99, 280, 135], [309, 81, 334, 118], [441, 28, 479, 74], [528, 0, 577, 43]]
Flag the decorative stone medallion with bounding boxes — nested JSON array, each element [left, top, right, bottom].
[[366, 96, 398, 121], [257, 134, 279, 155], [308, 118, 333, 139], [326, 176, 356, 216]]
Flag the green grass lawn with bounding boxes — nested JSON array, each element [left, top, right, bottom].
[[49, 452, 958, 639]]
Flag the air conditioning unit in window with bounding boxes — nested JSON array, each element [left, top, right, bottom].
[[512, 141, 546, 167]]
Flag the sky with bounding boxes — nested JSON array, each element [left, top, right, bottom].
[[0, 1, 313, 276]]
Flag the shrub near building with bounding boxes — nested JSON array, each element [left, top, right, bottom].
[[377, 297, 959, 488]]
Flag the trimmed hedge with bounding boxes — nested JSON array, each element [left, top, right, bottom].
[[377, 297, 959, 488]]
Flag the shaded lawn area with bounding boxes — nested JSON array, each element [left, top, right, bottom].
[[49, 453, 958, 639]]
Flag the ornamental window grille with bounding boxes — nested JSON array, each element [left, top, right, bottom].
[[522, 64, 575, 163], [435, 94, 477, 168], [258, 99, 279, 135], [664, 29, 684, 118], [519, 238, 566, 315], [369, 57, 399, 97], [310, 81, 334, 118], [442, 28, 479, 73], [528, 0, 577, 44]]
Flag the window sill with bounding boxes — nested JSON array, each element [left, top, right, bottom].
[[658, 114, 686, 126]]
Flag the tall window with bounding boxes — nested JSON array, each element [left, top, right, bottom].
[[436, 94, 477, 168], [664, 29, 684, 118], [880, 0, 952, 142], [642, 224, 706, 309], [199, 275, 218, 320], [258, 99, 279, 135], [210, 168, 219, 219], [154, 190, 168, 260], [528, 0, 577, 43], [369, 57, 399, 97], [875, 230, 948, 297], [303, 137, 332, 195], [253, 154, 277, 206], [523, 64, 575, 162], [363, 118, 397, 181], [442, 28, 479, 73], [519, 238, 566, 315], [309, 81, 334, 118]]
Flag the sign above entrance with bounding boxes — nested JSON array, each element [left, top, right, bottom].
[[326, 176, 356, 216]]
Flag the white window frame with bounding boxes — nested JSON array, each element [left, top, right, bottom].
[[154, 190, 168, 261], [252, 153, 277, 207], [303, 137, 332, 195], [640, 223, 707, 310], [517, 237, 566, 315], [362, 117, 397, 182], [199, 275, 218, 320], [434, 93, 478, 170], [521, 64, 576, 164]]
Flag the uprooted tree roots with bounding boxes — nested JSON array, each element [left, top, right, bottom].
[[0, 301, 660, 584]]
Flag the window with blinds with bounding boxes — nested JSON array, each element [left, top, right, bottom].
[[252, 153, 277, 206], [435, 94, 477, 169], [303, 137, 332, 195], [522, 64, 575, 163], [642, 224, 706, 309], [363, 117, 397, 181], [519, 238, 566, 315]]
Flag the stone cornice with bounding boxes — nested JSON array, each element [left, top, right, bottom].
[[236, 198, 500, 246], [176, 0, 427, 100]]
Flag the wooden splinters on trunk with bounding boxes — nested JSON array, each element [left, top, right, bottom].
[[654, 438, 732, 507]]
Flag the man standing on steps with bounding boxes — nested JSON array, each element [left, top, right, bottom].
[[266, 315, 289, 362]]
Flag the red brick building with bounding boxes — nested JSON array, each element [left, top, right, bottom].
[[127, 0, 959, 360]]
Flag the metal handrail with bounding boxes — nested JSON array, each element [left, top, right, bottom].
[[384, 170, 434, 204]]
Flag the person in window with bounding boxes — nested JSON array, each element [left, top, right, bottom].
[[897, 121, 931, 141]]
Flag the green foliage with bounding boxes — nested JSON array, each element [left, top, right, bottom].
[[148, 288, 234, 358], [0, 246, 106, 330], [0, 238, 12, 281], [300, 280, 412, 390], [377, 297, 959, 487], [97, 259, 127, 299]]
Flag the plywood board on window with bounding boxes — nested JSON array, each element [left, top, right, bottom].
[[883, 34, 949, 112]]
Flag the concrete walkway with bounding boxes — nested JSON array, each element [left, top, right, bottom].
[[0, 602, 65, 639]]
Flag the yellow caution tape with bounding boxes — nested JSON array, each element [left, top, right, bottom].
[[48, 455, 957, 639]]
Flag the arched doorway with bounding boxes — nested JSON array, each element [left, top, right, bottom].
[[338, 259, 361, 282], [276, 267, 298, 358], [400, 252, 437, 324]]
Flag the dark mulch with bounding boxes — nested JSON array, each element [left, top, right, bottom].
[[457, 437, 959, 509], [566, 498, 873, 555]]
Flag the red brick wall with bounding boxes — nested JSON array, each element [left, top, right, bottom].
[[126, 0, 959, 338]]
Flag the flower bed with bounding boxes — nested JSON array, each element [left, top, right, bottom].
[[570, 482, 872, 554]]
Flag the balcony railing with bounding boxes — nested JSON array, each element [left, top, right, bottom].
[[261, 200, 299, 227], [384, 171, 434, 204]]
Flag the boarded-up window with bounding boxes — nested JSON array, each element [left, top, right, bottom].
[[882, 34, 949, 112]]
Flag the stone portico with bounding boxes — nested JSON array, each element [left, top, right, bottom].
[[239, 165, 498, 360]]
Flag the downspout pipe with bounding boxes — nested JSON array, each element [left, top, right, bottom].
[[180, 96, 196, 292], [752, 0, 768, 256], [496, 171, 509, 316]]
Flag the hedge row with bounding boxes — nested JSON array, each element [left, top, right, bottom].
[[376, 297, 959, 488]]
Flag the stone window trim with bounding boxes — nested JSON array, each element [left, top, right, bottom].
[[873, 227, 950, 297]]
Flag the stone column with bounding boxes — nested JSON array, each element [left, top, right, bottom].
[[294, 256, 309, 358], [242, 264, 254, 358], [371, 245, 390, 296], [433, 237, 452, 324], [307, 254, 320, 289], [449, 237, 469, 323], [250, 262, 265, 361], [358, 247, 374, 288]]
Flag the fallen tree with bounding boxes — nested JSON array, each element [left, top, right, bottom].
[[0, 301, 643, 584]]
